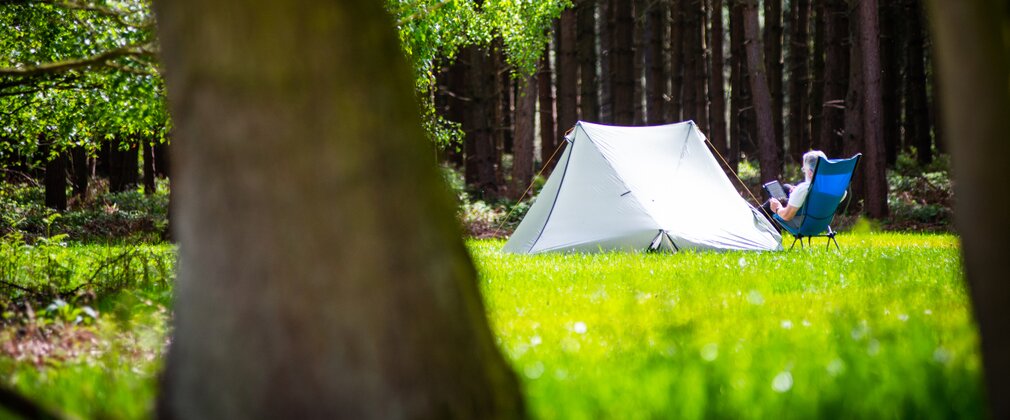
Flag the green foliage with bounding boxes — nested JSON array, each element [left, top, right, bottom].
[[888, 153, 953, 231], [0, 181, 170, 243], [386, 0, 569, 148], [472, 234, 981, 419], [0, 0, 167, 166]]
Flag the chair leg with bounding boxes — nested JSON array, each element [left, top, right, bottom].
[[790, 236, 799, 250], [832, 236, 840, 251]]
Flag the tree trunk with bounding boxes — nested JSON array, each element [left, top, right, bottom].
[[694, 0, 709, 132], [577, 0, 600, 122], [926, 2, 1010, 418], [599, 0, 613, 123], [708, 0, 728, 157], [108, 138, 139, 193], [538, 45, 558, 172], [906, 0, 932, 164], [611, 0, 636, 125], [857, 0, 888, 219], [669, 0, 685, 122], [764, 0, 784, 162], [681, 0, 699, 123], [143, 140, 157, 195], [645, 0, 666, 124], [818, 0, 848, 156], [788, 0, 811, 161], [153, 0, 525, 417], [43, 143, 67, 211], [558, 8, 579, 136], [879, 0, 902, 166], [512, 76, 536, 199], [743, 0, 780, 182], [843, 1, 864, 210], [70, 145, 89, 201], [808, 0, 826, 157], [464, 45, 499, 198], [729, 0, 751, 167], [154, 140, 171, 177]]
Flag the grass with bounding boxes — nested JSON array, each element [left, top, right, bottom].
[[473, 233, 982, 419], [0, 233, 981, 419]]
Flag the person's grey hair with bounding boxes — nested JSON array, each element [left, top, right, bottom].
[[802, 150, 828, 172]]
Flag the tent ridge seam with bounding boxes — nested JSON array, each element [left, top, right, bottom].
[[529, 138, 576, 252]]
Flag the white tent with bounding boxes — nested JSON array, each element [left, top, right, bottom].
[[503, 121, 783, 254]]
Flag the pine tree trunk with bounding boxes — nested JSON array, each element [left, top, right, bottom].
[[645, 0, 666, 124], [764, 0, 784, 163], [577, 0, 600, 122], [843, 1, 864, 209], [610, 0, 636, 125], [512, 76, 536, 199], [694, 0, 709, 132], [558, 8, 579, 136], [743, 0, 781, 182], [818, 0, 848, 156], [143, 140, 157, 195], [70, 146, 89, 200], [729, 0, 750, 167], [43, 143, 67, 211], [708, 0, 728, 156], [788, 0, 811, 161], [682, 0, 698, 124], [669, 0, 685, 122], [153, 0, 525, 417], [808, 0, 826, 157], [154, 140, 171, 178], [905, 0, 931, 164], [599, 0, 613, 123], [926, 2, 1010, 418], [538, 45, 558, 172], [879, 0, 902, 167], [465, 45, 500, 198], [857, 0, 888, 218]]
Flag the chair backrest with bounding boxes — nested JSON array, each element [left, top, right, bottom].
[[796, 154, 862, 236]]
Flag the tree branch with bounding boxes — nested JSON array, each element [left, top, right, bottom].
[[0, 43, 156, 77]]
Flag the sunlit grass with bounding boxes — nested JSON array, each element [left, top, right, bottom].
[[473, 233, 982, 419]]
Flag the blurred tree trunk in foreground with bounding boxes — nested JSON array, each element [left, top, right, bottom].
[[153, 0, 525, 417], [926, 1, 1010, 418]]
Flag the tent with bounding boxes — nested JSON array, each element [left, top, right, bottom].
[[503, 121, 783, 254]]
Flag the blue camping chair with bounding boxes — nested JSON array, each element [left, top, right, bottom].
[[774, 154, 862, 250]]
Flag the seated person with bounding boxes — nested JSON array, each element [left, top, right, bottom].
[[761, 150, 828, 231]]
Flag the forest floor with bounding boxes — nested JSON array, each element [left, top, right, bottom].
[[0, 233, 980, 419]]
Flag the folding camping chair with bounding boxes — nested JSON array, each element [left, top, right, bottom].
[[774, 154, 862, 250]]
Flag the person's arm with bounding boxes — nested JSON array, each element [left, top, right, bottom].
[[769, 199, 800, 221]]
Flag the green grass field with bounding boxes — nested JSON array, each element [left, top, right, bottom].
[[474, 233, 982, 419], [0, 233, 982, 419]]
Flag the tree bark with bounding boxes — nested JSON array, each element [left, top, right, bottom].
[[598, 0, 613, 123], [538, 45, 558, 173], [512, 76, 536, 199], [764, 0, 785, 162], [729, 0, 752, 167], [926, 1, 1010, 418], [153, 0, 525, 418], [809, 0, 826, 157], [645, 0, 666, 124], [577, 0, 600, 122], [669, 0, 685, 122], [558, 8, 579, 136], [143, 140, 157, 195], [610, 0, 636, 125], [681, 0, 699, 124], [694, 0, 709, 132], [879, 0, 902, 166], [70, 145, 89, 201], [843, 1, 865, 210], [788, 0, 811, 161], [818, 0, 848, 156], [108, 138, 139, 193], [464, 45, 500, 198], [43, 143, 67, 211], [857, 0, 888, 218], [743, 0, 781, 182], [708, 0, 728, 157], [906, 0, 932, 164]]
